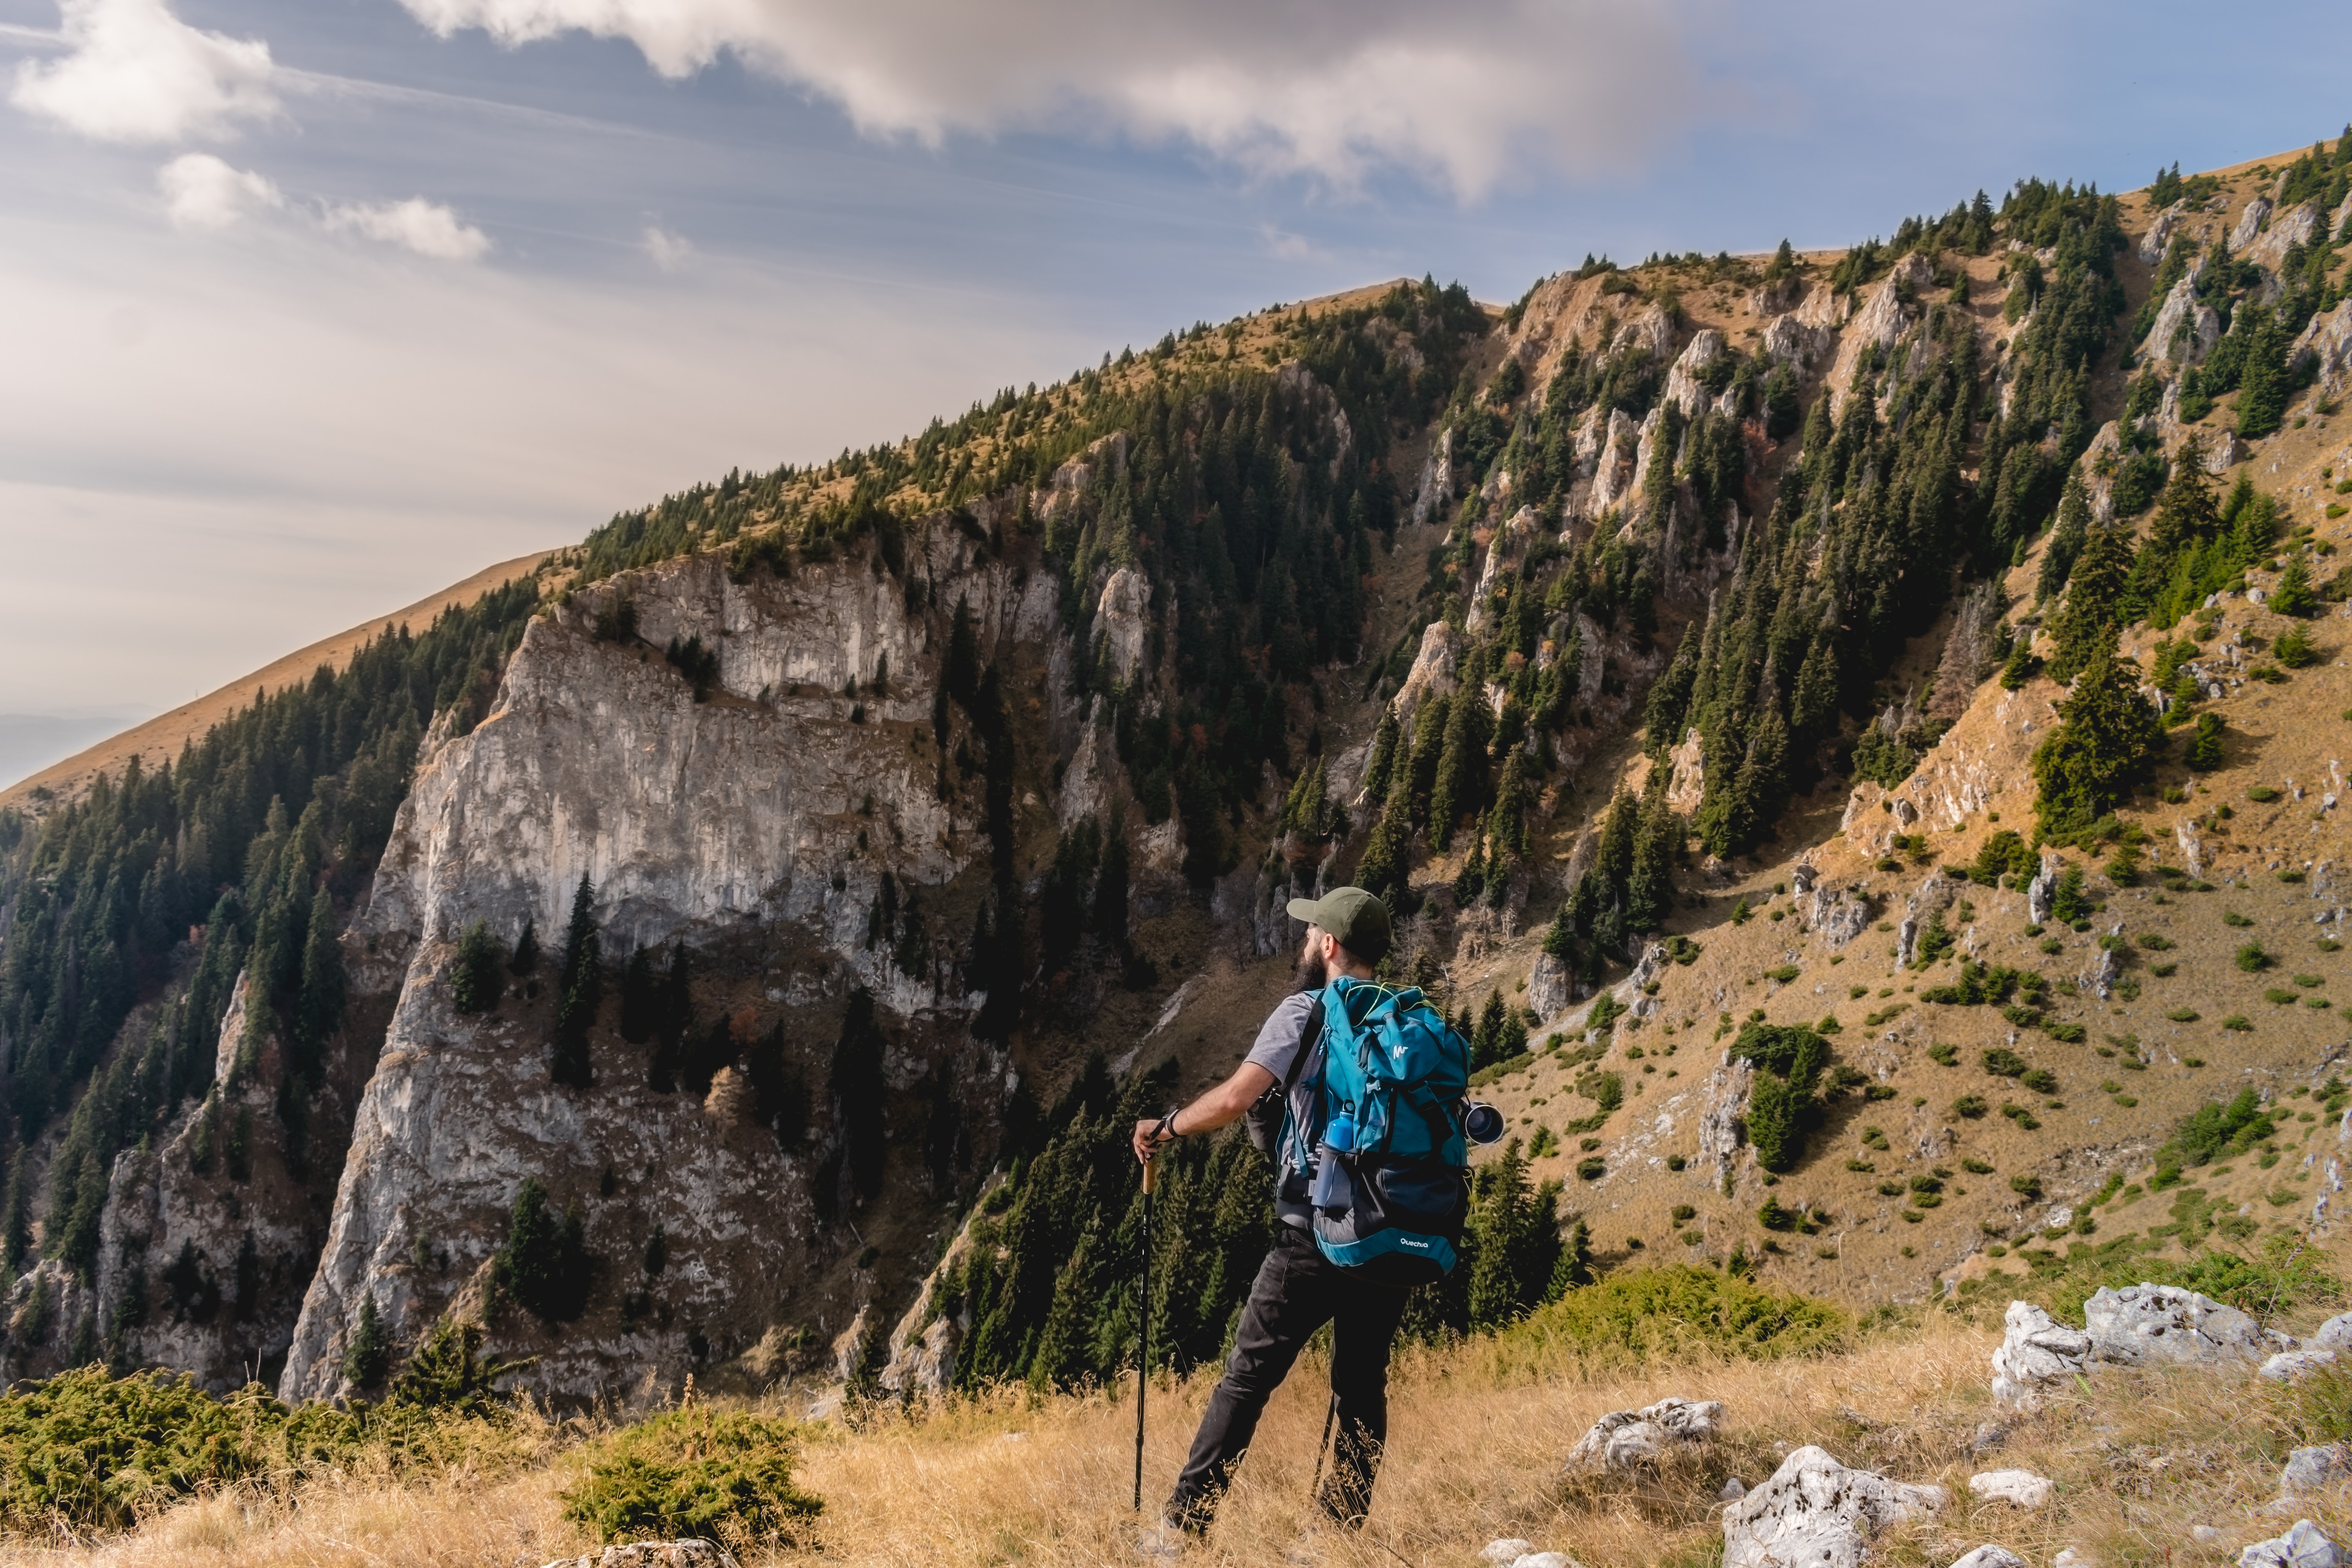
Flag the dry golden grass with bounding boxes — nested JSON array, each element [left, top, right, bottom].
[[18, 1300, 2349, 1568]]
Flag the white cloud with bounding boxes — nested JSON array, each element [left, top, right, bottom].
[[1259, 224, 1327, 263], [326, 197, 491, 261], [642, 225, 693, 272], [156, 152, 280, 229], [393, 0, 1700, 199], [12, 0, 277, 144]]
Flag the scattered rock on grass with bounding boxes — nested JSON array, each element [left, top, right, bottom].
[[1969, 1423, 2007, 1456], [1566, 1397, 1725, 1472], [1721, 1478, 1749, 1501], [2084, 1284, 2266, 1368], [2261, 1350, 2340, 1382], [2281, 1444, 2352, 1496], [1481, 1543, 1535, 1564], [2239, 1520, 2343, 1568], [1947, 1548, 2026, 1568], [1721, 1446, 1945, 1568], [1511, 1555, 1579, 1568], [1968, 1469, 2053, 1508], [539, 1546, 740, 1568], [2311, 1312, 2352, 1351], [1991, 1301, 2091, 1406]]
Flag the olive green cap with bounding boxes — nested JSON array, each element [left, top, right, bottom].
[[1285, 886, 1393, 963]]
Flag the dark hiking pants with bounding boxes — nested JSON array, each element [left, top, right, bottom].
[[1165, 1224, 1411, 1534]]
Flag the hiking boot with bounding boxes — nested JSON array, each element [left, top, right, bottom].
[[1134, 1521, 1190, 1561]]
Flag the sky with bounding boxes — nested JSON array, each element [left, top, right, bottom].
[[0, 0, 2347, 786]]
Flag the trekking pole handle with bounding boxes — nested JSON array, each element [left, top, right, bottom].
[[1142, 1154, 1159, 1194]]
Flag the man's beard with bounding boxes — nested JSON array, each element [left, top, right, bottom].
[[1292, 950, 1328, 993]]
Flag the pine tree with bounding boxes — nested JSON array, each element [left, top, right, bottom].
[[450, 920, 503, 1014], [1473, 989, 1508, 1070], [496, 1176, 592, 1322], [2032, 630, 2161, 843], [1352, 776, 1415, 908], [2235, 309, 2289, 440], [295, 890, 345, 1053], [1726, 704, 1789, 853], [508, 918, 539, 975], [550, 875, 600, 1089], [1624, 786, 1676, 932], [1788, 629, 1839, 755], [1487, 750, 1532, 860], [2273, 554, 2318, 617], [1549, 1216, 1595, 1294], [2036, 468, 2092, 605], [2185, 711, 2225, 771], [1427, 688, 1492, 851], [1404, 695, 1450, 825], [2047, 520, 2135, 682], [944, 595, 981, 709], [0, 1149, 28, 1272], [343, 1292, 392, 1386], [1998, 626, 2038, 689]]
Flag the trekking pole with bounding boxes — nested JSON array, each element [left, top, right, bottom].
[[1308, 1389, 1337, 1499], [1134, 1145, 1156, 1512]]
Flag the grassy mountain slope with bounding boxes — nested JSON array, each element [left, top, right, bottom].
[[0, 550, 555, 808]]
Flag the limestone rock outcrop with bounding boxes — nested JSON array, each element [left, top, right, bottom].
[[2239, 1520, 2341, 1568], [2083, 1282, 2265, 1368], [1968, 1469, 2053, 1508], [1565, 1396, 1724, 1472], [540, 1544, 740, 1568], [278, 525, 1051, 1405], [2231, 197, 2275, 253], [1990, 1300, 2091, 1407], [1720, 1445, 1944, 1568]]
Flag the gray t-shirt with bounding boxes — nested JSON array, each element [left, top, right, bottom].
[[1245, 991, 1323, 1230]]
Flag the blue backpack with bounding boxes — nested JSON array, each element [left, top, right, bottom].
[[1279, 977, 1471, 1286]]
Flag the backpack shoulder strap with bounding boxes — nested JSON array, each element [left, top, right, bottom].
[[1279, 994, 1327, 1100]]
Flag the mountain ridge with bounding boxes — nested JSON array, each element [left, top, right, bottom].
[[0, 130, 2348, 1412]]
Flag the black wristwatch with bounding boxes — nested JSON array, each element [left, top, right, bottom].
[[1153, 1106, 1182, 1142]]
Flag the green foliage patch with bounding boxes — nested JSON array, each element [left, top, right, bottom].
[[560, 1406, 822, 1550], [0, 1347, 530, 1532], [1501, 1265, 1849, 1367]]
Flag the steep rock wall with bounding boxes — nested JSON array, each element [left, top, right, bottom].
[[278, 527, 1060, 1404]]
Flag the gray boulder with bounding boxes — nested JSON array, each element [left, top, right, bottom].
[[2261, 1350, 2339, 1382], [2083, 1283, 2265, 1367], [540, 1546, 741, 1568], [2232, 197, 2275, 253], [2240, 1521, 2341, 1568], [1990, 1300, 2091, 1406], [1948, 1550, 2028, 1568], [1566, 1396, 1724, 1472], [1968, 1469, 2053, 1508], [1527, 951, 1572, 1021], [1481, 1543, 1536, 1564], [2281, 1444, 2351, 1496], [2310, 1311, 2352, 1350], [1721, 1445, 1945, 1568]]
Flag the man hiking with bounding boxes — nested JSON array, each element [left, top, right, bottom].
[[1131, 886, 1409, 1546]]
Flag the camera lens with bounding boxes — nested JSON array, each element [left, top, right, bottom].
[[1463, 1102, 1504, 1145]]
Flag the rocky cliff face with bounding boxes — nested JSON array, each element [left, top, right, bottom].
[[279, 526, 1062, 1403]]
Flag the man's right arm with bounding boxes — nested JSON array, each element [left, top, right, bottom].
[[1131, 1061, 1277, 1163]]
